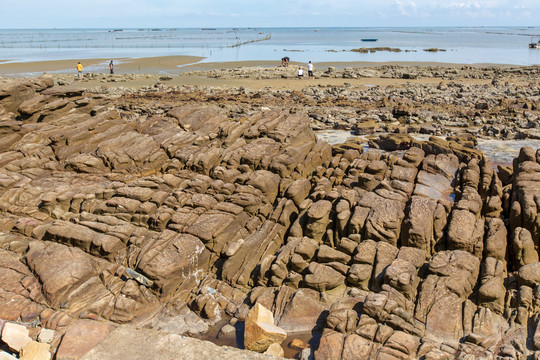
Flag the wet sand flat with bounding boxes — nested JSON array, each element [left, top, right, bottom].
[[0, 55, 204, 76]]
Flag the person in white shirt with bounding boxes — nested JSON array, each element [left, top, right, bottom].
[[307, 61, 314, 79], [298, 67, 304, 79]]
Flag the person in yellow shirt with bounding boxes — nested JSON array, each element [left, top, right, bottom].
[[77, 62, 83, 79]]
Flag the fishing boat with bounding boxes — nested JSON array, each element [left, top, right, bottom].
[[529, 36, 540, 48], [361, 39, 378, 42]]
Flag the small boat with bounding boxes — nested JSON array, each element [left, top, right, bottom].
[[202, 28, 217, 31], [361, 39, 378, 42], [529, 36, 539, 48]]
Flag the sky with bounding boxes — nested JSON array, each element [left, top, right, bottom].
[[0, 0, 539, 28]]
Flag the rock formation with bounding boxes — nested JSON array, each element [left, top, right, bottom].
[[244, 303, 287, 352], [0, 74, 539, 359]]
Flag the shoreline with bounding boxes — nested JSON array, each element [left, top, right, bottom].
[[0, 55, 526, 77]]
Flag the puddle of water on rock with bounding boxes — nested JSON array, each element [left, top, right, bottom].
[[315, 130, 540, 166]]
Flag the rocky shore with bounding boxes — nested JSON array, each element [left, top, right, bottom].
[[0, 65, 539, 360], [44, 63, 540, 142]]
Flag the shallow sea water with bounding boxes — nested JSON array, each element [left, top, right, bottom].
[[315, 130, 540, 166], [2, 26, 540, 65]]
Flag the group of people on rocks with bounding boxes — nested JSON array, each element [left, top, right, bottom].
[[297, 60, 314, 79], [281, 57, 315, 79], [75, 60, 114, 79]]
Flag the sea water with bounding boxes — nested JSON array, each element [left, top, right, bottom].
[[316, 130, 540, 166], [1, 27, 540, 65]]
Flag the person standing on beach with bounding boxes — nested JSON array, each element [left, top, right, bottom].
[[77, 62, 83, 79], [297, 67, 304, 79], [307, 61, 314, 79], [109, 60, 114, 74]]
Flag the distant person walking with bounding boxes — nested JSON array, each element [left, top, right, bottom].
[[307, 61, 314, 79], [109, 60, 114, 74], [76, 62, 83, 79], [297, 67, 304, 79]]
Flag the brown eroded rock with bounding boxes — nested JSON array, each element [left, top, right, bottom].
[[277, 288, 325, 332], [41, 86, 84, 97], [383, 331, 420, 358], [509, 147, 540, 247], [42, 221, 125, 261], [314, 329, 345, 360], [0, 249, 45, 322], [37, 328, 55, 344], [304, 262, 346, 292], [518, 262, 540, 287], [360, 193, 405, 247], [244, 303, 287, 352], [19, 341, 51, 360], [415, 250, 480, 340], [370, 133, 413, 151], [326, 301, 359, 334], [2, 76, 540, 359], [1, 322, 32, 352], [305, 200, 333, 243], [420, 136, 483, 162], [222, 220, 286, 287], [484, 217, 507, 261], [400, 196, 438, 256], [477, 257, 506, 314], [0, 80, 36, 113], [384, 258, 420, 301], [341, 334, 375, 360], [353, 120, 380, 135], [447, 208, 483, 245], [285, 179, 312, 207], [264, 343, 285, 357], [24, 241, 100, 308], [288, 338, 309, 351], [18, 95, 52, 118], [132, 230, 210, 300], [512, 227, 539, 267], [55, 320, 116, 360], [533, 318, 540, 350]]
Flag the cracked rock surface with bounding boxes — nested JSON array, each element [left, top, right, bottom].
[[0, 74, 539, 359]]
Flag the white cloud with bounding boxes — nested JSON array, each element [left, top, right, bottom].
[[395, 0, 419, 16], [1, 0, 540, 28]]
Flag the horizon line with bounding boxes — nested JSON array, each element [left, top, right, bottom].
[[0, 25, 539, 31]]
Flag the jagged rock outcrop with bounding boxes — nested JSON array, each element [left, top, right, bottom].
[[0, 77, 539, 359]]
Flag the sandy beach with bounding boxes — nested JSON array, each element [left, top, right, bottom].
[[0, 55, 204, 76]]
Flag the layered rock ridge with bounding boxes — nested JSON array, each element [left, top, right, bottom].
[[0, 77, 539, 359]]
